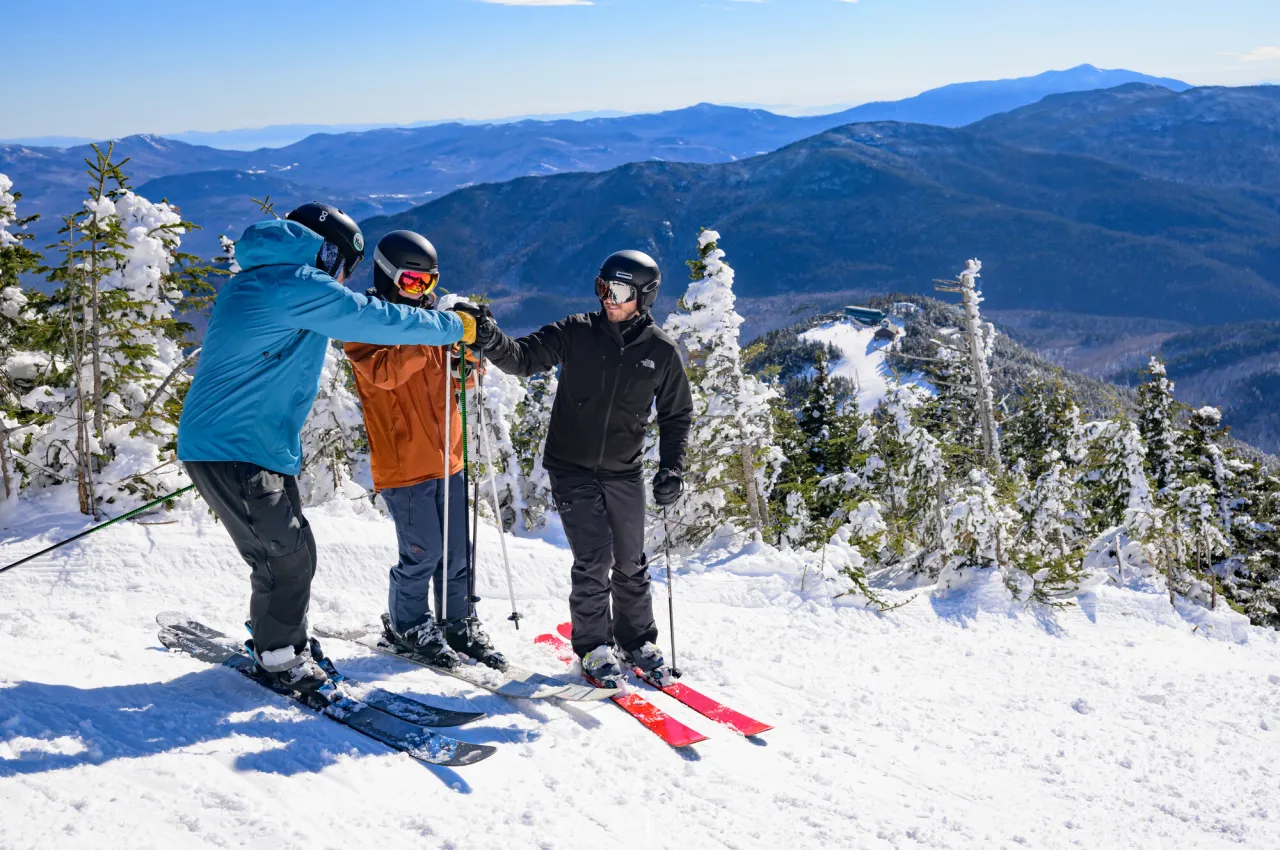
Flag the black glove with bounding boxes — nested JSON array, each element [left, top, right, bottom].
[[652, 469, 683, 507], [449, 301, 499, 350]]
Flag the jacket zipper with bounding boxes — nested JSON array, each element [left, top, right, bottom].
[[595, 345, 628, 471]]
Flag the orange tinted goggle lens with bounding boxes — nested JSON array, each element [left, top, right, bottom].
[[398, 270, 438, 295]]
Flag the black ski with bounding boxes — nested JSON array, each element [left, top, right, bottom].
[[157, 626, 495, 767], [156, 611, 484, 728]]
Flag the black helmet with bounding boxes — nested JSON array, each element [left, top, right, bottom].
[[372, 230, 440, 306], [596, 250, 661, 312], [285, 202, 365, 279]]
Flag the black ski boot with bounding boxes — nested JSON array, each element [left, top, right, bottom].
[[445, 619, 508, 671], [245, 638, 331, 693], [624, 641, 676, 687], [382, 613, 462, 669]]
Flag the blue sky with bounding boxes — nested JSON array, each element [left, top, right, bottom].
[[4, 0, 1279, 138]]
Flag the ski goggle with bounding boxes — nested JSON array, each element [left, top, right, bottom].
[[595, 276, 637, 305], [395, 269, 440, 296]]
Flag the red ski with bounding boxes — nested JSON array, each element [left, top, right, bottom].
[[533, 632, 707, 749], [555, 623, 772, 738]]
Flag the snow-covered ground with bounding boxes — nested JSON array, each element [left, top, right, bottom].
[[2, 491, 1279, 850], [801, 320, 924, 413]]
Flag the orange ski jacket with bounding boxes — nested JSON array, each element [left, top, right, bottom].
[[344, 342, 476, 491]]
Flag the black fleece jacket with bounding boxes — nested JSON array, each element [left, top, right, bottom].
[[484, 311, 693, 478]]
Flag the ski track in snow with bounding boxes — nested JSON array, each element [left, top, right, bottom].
[[801, 320, 928, 414], [1, 494, 1279, 850]]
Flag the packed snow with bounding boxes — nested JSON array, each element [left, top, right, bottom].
[[2, 491, 1278, 850], [801, 320, 923, 414]]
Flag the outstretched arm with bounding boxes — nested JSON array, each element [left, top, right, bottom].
[[484, 318, 573, 378], [279, 270, 464, 346], [344, 343, 431, 391]]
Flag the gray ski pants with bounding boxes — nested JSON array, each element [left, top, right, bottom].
[[549, 467, 657, 658], [186, 461, 317, 658], [381, 472, 470, 633]]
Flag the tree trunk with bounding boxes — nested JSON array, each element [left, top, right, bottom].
[[0, 426, 12, 501], [89, 228, 104, 444], [740, 444, 762, 532]]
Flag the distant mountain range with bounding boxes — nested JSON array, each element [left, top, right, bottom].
[[0, 64, 1189, 261], [355, 106, 1280, 331]]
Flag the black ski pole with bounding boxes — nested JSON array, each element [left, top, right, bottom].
[[661, 506, 681, 678], [1, 484, 196, 576]]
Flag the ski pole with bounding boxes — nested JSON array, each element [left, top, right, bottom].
[[441, 345, 452, 625], [661, 507, 681, 678], [457, 347, 478, 622], [0, 484, 195, 576], [475, 354, 522, 630]]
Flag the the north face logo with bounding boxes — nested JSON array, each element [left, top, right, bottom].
[[640, 359, 655, 369]]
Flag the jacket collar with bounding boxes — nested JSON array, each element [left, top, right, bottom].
[[595, 310, 655, 349]]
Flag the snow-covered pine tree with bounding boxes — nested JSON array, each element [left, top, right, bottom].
[[1080, 418, 1162, 585], [1137, 356, 1181, 492], [663, 228, 781, 547], [17, 145, 215, 513], [298, 342, 368, 505], [1003, 375, 1080, 482], [868, 385, 946, 570], [0, 173, 43, 503], [1016, 450, 1087, 600], [799, 348, 838, 474], [469, 356, 526, 533], [937, 467, 1016, 591], [511, 369, 557, 531], [1183, 406, 1234, 540], [1227, 468, 1280, 629]]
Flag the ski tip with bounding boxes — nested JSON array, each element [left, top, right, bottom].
[[155, 610, 191, 630]]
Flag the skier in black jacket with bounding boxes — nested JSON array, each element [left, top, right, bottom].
[[455, 251, 693, 685]]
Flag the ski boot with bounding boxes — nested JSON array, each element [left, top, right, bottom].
[[445, 618, 509, 671], [624, 641, 677, 687], [581, 644, 624, 687], [381, 613, 462, 669], [245, 638, 331, 693]]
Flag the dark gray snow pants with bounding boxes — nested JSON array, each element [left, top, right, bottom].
[[549, 466, 657, 658], [186, 461, 317, 658]]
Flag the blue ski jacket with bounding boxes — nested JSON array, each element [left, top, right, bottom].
[[177, 218, 464, 476]]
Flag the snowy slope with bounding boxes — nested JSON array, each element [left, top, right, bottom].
[[2, 491, 1279, 850], [801, 320, 923, 413]]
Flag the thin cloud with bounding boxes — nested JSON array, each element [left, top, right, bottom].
[[1221, 46, 1280, 62], [478, 0, 593, 5]]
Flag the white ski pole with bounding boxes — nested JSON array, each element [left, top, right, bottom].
[[476, 356, 522, 629], [441, 347, 452, 625]]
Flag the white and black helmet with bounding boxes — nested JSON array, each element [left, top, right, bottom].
[[595, 250, 661, 311]]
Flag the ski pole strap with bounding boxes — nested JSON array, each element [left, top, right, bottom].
[[0, 484, 196, 576]]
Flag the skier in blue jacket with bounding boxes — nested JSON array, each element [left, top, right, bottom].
[[178, 203, 478, 691]]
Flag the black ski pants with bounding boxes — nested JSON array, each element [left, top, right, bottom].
[[186, 461, 317, 658], [549, 466, 657, 658]]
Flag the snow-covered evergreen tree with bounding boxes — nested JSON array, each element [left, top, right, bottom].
[[937, 468, 1015, 590], [1080, 419, 1162, 585], [16, 147, 214, 513], [663, 228, 781, 547], [1003, 376, 1080, 482], [1137, 357, 1181, 493], [1183, 406, 1234, 539], [0, 173, 44, 504], [869, 385, 946, 569], [511, 369, 557, 531], [298, 342, 368, 505], [469, 360, 526, 533]]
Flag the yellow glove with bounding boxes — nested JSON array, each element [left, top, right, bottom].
[[455, 311, 477, 345]]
